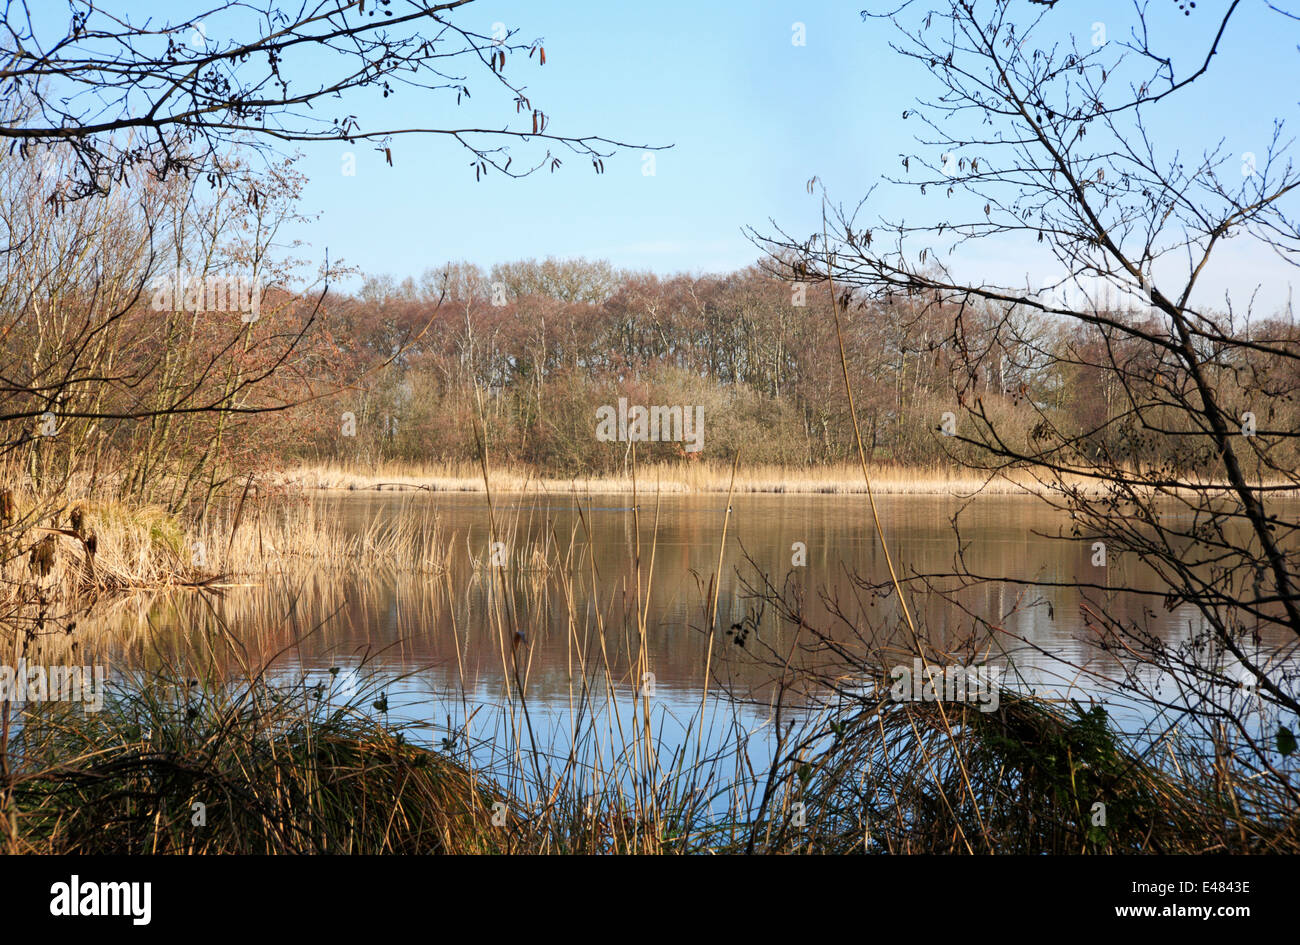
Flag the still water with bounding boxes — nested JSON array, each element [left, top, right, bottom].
[[73, 491, 1275, 774]]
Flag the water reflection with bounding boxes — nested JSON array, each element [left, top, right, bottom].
[[62, 492, 1296, 762]]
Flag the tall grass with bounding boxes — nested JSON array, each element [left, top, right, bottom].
[[0, 493, 454, 604], [4, 646, 1293, 853], [4, 663, 513, 854]]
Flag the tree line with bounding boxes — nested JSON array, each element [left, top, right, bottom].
[[264, 256, 1300, 479]]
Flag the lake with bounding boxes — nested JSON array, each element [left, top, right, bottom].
[[62, 489, 1279, 791]]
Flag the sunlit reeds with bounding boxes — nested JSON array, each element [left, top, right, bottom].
[[273, 459, 1056, 496]]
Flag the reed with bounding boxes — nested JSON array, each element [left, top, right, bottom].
[[272, 459, 1062, 496], [3, 662, 516, 854], [4, 648, 1293, 854], [0, 495, 454, 607], [748, 682, 1298, 854]]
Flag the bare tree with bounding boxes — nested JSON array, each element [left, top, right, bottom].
[[0, 0, 658, 495], [0, 0, 656, 201], [755, 0, 1300, 787]]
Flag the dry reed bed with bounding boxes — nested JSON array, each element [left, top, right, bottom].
[[2, 497, 454, 602], [270, 460, 1300, 499], [0, 497, 465, 673], [273, 460, 1056, 496]]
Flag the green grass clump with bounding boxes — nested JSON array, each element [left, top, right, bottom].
[[4, 671, 518, 854]]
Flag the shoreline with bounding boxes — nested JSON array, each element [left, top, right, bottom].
[[268, 462, 1300, 499], [270, 462, 1065, 497]]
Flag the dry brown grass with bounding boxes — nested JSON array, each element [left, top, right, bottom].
[[272, 459, 1074, 496], [0, 493, 453, 611]]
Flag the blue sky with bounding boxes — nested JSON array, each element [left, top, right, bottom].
[[288, 0, 884, 279], [41, 2, 1300, 311]]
